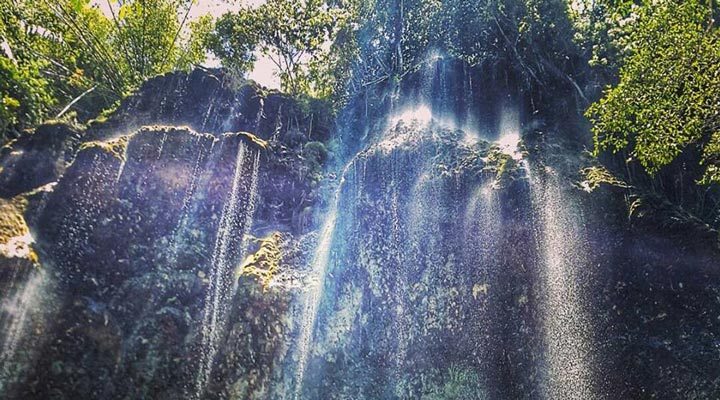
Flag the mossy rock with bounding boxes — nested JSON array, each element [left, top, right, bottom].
[[78, 135, 129, 161], [236, 232, 285, 291], [0, 196, 39, 274], [0, 122, 82, 198]]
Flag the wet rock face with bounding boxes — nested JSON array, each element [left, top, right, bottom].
[[524, 129, 720, 399], [292, 119, 720, 400], [597, 234, 720, 399], [86, 69, 333, 233], [89, 69, 333, 144], [13, 126, 288, 399], [1, 65, 720, 400], [0, 69, 331, 400], [0, 123, 81, 198], [296, 123, 537, 399]]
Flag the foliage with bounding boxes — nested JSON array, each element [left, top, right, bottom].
[[111, 0, 200, 80], [334, 0, 586, 115], [332, 0, 444, 104], [0, 57, 54, 139], [580, 165, 629, 192], [208, 0, 350, 97], [212, 0, 583, 102], [0, 0, 209, 143], [204, 10, 258, 76], [255, 0, 347, 96], [0, 0, 97, 141], [569, 0, 640, 75], [441, 0, 583, 89], [587, 0, 720, 183]]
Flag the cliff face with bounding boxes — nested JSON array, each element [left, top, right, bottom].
[[299, 123, 539, 399], [0, 67, 719, 400], [88, 69, 333, 144], [6, 127, 274, 399], [0, 70, 324, 399]]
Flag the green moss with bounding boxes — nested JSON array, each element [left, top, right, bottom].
[[485, 148, 516, 181], [238, 131, 269, 150], [302, 141, 328, 185], [0, 197, 28, 243], [86, 100, 121, 127], [303, 141, 327, 161]]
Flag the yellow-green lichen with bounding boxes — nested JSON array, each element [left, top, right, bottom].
[[235, 232, 283, 291], [484, 148, 516, 180], [580, 165, 629, 192], [78, 136, 129, 161], [238, 131, 269, 150], [0, 196, 38, 265]]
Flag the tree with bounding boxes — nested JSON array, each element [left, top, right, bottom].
[[208, 0, 349, 97], [0, 0, 210, 143], [108, 0, 207, 83], [0, 56, 54, 141], [587, 0, 720, 183], [343, 0, 441, 92], [0, 0, 111, 141], [204, 10, 259, 76], [256, 0, 345, 95]]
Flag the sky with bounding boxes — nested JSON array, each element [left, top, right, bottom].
[[91, 0, 280, 89]]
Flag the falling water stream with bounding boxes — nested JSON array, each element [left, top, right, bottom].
[[289, 74, 605, 398], [527, 168, 597, 399], [168, 137, 215, 265], [0, 57, 708, 398], [0, 269, 49, 395], [194, 141, 260, 399], [293, 158, 358, 400]]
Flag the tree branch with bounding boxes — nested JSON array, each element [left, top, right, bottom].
[[56, 85, 96, 118]]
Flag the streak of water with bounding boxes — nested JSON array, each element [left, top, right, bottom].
[[232, 150, 261, 293], [0, 269, 48, 394], [497, 101, 523, 160], [115, 154, 127, 185], [194, 141, 260, 399], [462, 180, 502, 385], [465, 180, 502, 272], [201, 99, 216, 132], [293, 160, 356, 400], [157, 132, 168, 160], [527, 167, 597, 400]]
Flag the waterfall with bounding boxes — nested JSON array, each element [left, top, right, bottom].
[[464, 179, 502, 304], [115, 154, 127, 185], [194, 141, 260, 399], [292, 158, 358, 400], [466, 181, 502, 385], [465, 182, 501, 261], [527, 167, 597, 399]]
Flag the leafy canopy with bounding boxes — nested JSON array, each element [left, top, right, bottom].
[[0, 0, 210, 142], [207, 0, 349, 97], [587, 0, 720, 183]]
